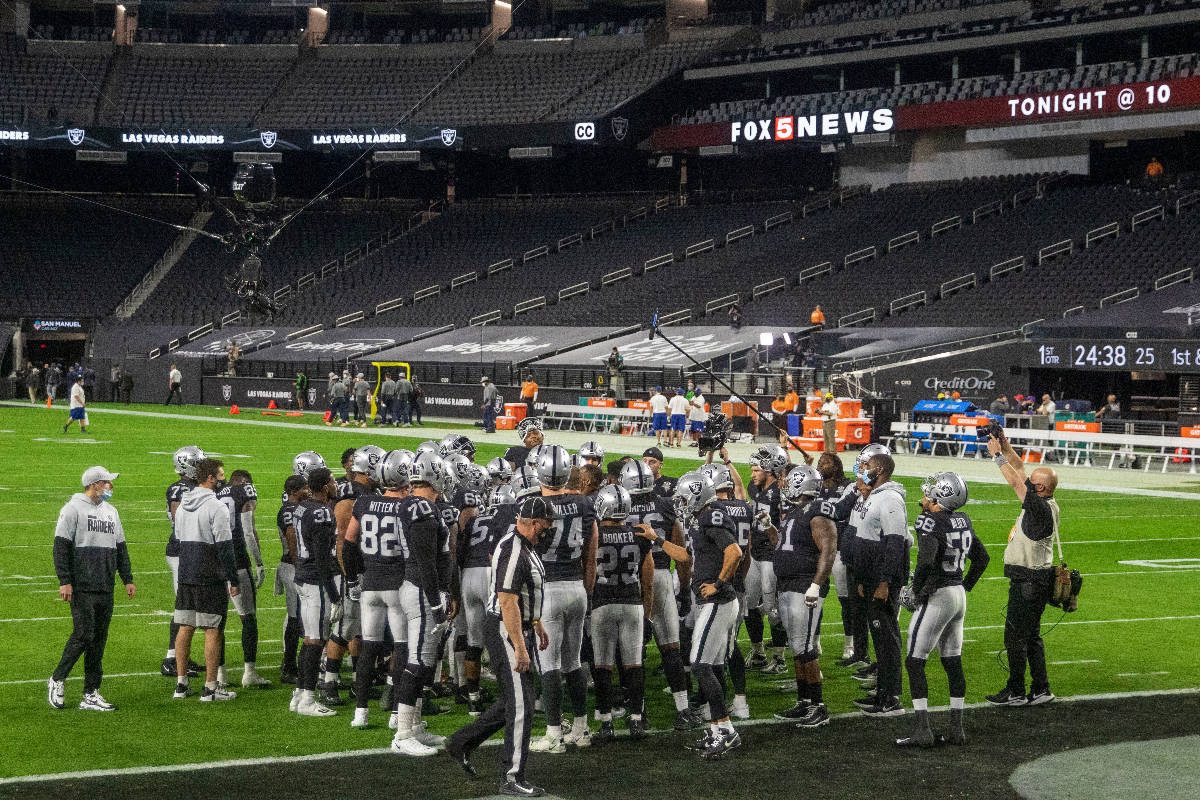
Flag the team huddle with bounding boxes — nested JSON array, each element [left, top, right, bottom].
[[155, 416, 991, 768]]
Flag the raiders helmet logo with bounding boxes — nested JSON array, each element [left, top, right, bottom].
[[259, 131, 278, 149], [221, 384, 232, 402], [66, 128, 85, 146], [611, 117, 629, 141], [440, 129, 457, 147]]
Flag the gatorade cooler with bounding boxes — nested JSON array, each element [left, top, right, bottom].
[[504, 403, 528, 422], [496, 416, 517, 430], [837, 418, 872, 445], [802, 417, 824, 438]]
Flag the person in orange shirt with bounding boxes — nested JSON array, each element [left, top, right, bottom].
[[771, 394, 790, 444], [520, 372, 538, 419], [810, 305, 826, 328], [784, 388, 800, 414], [1146, 157, 1163, 179]]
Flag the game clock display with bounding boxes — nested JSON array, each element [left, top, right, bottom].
[[1031, 340, 1200, 371]]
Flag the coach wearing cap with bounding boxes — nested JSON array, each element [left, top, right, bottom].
[[481, 376, 499, 434], [48, 466, 135, 712], [448, 496, 553, 796]]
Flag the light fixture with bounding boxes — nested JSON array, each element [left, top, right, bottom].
[[759, 333, 774, 346], [782, 332, 792, 345]]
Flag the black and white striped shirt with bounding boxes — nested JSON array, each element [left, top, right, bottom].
[[486, 530, 545, 627]]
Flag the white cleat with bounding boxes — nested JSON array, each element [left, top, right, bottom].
[[296, 696, 336, 717], [529, 734, 566, 754], [79, 690, 116, 711], [47, 678, 65, 710], [351, 708, 369, 728], [564, 727, 592, 748], [241, 670, 271, 688], [200, 685, 237, 702], [289, 688, 301, 712], [413, 720, 446, 749], [391, 734, 437, 757]]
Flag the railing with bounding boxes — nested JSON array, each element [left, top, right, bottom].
[[149, 347, 161, 360], [1131, 204, 1164, 231], [705, 294, 739, 314], [685, 239, 715, 258], [658, 308, 692, 326], [889, 290, 927, 315], [764, 211, 793, 231], [838, 307, 876, 327], [1020, 318, 1045, 335], [451, 271, 478, 290], [1085, 222, 1120, 248], [990, 255, 1025, 279], [601, 267, 632, 286], [559, 282, 589, 302], [625, 207, 648, 224], [557, 233, 583, 251], [1176, 191, 1200, 215], [887, 230, 919, 252], [589, 220, 615, 238], [939, 272, 976, 298], [1012, 186, 1037, 208], [802, 195, 831, 217], [752, 277, 787, 299], [523, 245, 549, 263], [343, 247, 361, 267], [1100, 287, 1139, 308], [972, 199, 1004, 223], [655, 196, 671, 212], [470, 310, 503, 326], [273, 286, 291, 303], [1155, 267, 1193, 291], [644, 253, 674, 272], [1038, 239, 1073, 264], [375, 296, 405, 315], [413, 284, 441, 303], [839, 185, 867, 202], [514, 296, 547, 316], [320, 260, 339, 280], [286, 324, 322, 341], [220, 310, 241, 326], [187, 323, 213, 341], [799, 261, 833, 283], [931, 215, 962, 236], [167, 338, 181, 352], [1062, 305, 1085, 317], [487, 258, 514, 276], [833, 326, 1025, 371], [335, 310, 365, 327], [725, 225, 754, 245], [844, 245, 876, 267]]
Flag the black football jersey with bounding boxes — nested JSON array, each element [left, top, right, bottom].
[[217, 481, 258, 570], [353, 494, 407, 591], [717, 498, 753, 592], [690, 505, 738, 605], [294, 499, 336, 589], [747, 481, 782, 561], [452, 488, 483, 513], [653, 474, 677, 500], [774, 497, 836, 592], [403, 495, 449, 602], [541, 494, 596, 582], [912, 510, 990, 595], [820, 480, 857, 553], [165, 478, 191, 558], [627, 493, 678, 570], [276, 500, 297, 565], [593, 524, 653, 607], [336, 475, 355, 500], [461, 504, 516, 570]]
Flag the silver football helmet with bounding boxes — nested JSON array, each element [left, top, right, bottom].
[[376, 450, 413, 490], [578, 441, 604, 462], [407, 451, 449, 493], [525, 443, 548, 468], [751, 444, 790, 474], [535, 445, 573, 490], [619, 460, 655, 496], [921, 471, 969, 511], [458, 463, 490, 497], [351, 445, 387, 481], [439, 433, 476, 460], [516, 416, 543, 441], [487, 484, 517, 512], [486, 457, 513, 486], [781, 465, 823, 504], [698, 463, 734, 492], [510, 466, 542, 500], [672, 470, 717, 517], [174, 446, 206, 480], [594, 484, 633, 522], [416, 440, 441, 456], [854, 443, 891, 480]]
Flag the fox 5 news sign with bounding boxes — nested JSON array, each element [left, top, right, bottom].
[[731, 109, 894, 143]]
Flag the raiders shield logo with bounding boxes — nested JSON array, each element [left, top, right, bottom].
[[66, 128, 85, 146], [308, 388, 317, 405], [611, 117, 629, 141], [221, 385, 232, 402], [259, 130, 278, 149], [440, 129, 457, 147]]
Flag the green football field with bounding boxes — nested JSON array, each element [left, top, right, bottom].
[[1, 402, 1197, 793]]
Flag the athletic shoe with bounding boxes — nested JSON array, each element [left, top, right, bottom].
[[852, 694, 881, 709], [391, 734, 437, 757], [746, 653, 768, 670], [674, 708, 704, 731], [564, 726, 592, 748], [241, 670, 271, 688], [351, 708, 369, 728], [388, 712, 399, 730], [529, 733, 566, 754], [499, 779, 545, 797], [318, 682, 344, 707], [467, 696, 486, 716], [445, 739, 476, 777], [160, 657, 176, 677], [280, 670, 298, 685], [760, 657, 788, 675], [701, 729, 742, 759], [861, 698, 905, 717], [186, 659, 204, 674], [430, 681, 455, 699], [628, 715, 648, 741], [288, 688, 301, 712], [986, 688, 1029, 707], [730, 696, 751, 720], [852, 664, 878, 681], [895, 729, 936, 748], [610, 705, 628, 720], [413, 720, 446, 749], [857, 676, 878, 691], [62, 425, 68, 433], [773, 701, 811, 721], [594, 720, 616, 744], [836, 655, 869, 669], [685, 731, 714, 751], [201, 685, 237, 702], [174, 684, 196, 699], [79, 691, 116, 711], [1027, 689, 1055, 706], [296, 695, 336, 716], [797, 704, 830, 729], [47, 678, 65, 709]]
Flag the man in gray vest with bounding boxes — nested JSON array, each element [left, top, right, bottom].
[[480, 376, 498, 434], [985, 430, 1059, 707], [378, 373, 397, 425], [395, 373, 413, 427]]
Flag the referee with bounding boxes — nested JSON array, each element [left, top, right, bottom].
[[446, 497, 553, 798], [48, 466, 135, 711], [986, 429, 1060, 707]]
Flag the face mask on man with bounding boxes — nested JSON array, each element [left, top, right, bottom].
[[100, 488, 114, 501]]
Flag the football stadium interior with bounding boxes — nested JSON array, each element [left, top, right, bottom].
[[1, 0, 1199, 795]]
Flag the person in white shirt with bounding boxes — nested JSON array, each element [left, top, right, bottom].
[[667, 389, 690, 449], [648, 387, 670, 446], [688, 391, 708, 443], [165, 365, 184, 406], [1036, 394, 1057, 423], [819, 392, 839, 453], [63, 377, 89, 434]]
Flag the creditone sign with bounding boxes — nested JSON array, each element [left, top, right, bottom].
[[731, 109, 894, 143]]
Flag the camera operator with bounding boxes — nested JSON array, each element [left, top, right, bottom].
[[985, 428, 1059, 707]]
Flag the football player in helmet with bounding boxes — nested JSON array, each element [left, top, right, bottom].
[[817, 452, 869, 667], [335, 447, 358, 500], [745, 446, 790, 675], [486, 457, 513, 487], [577, 441, 604, 468], [898, 472, 989, 748], [440, 433, 478, 463], [217, 469, 269, 689], [276, 474, 308, 685], [673, 472, 743, 759], [532, 445, 597, 753], [507, 417, 544, 469], [510, 466, 542, 501], [773, 466, 837, 728], [291, 467, 341, 716], [162, 446, 205, 678]]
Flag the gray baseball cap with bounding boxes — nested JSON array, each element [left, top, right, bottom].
[[82, 466, 119, 487]]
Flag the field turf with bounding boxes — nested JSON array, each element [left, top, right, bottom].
[[1, 403, 1197, 795]]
